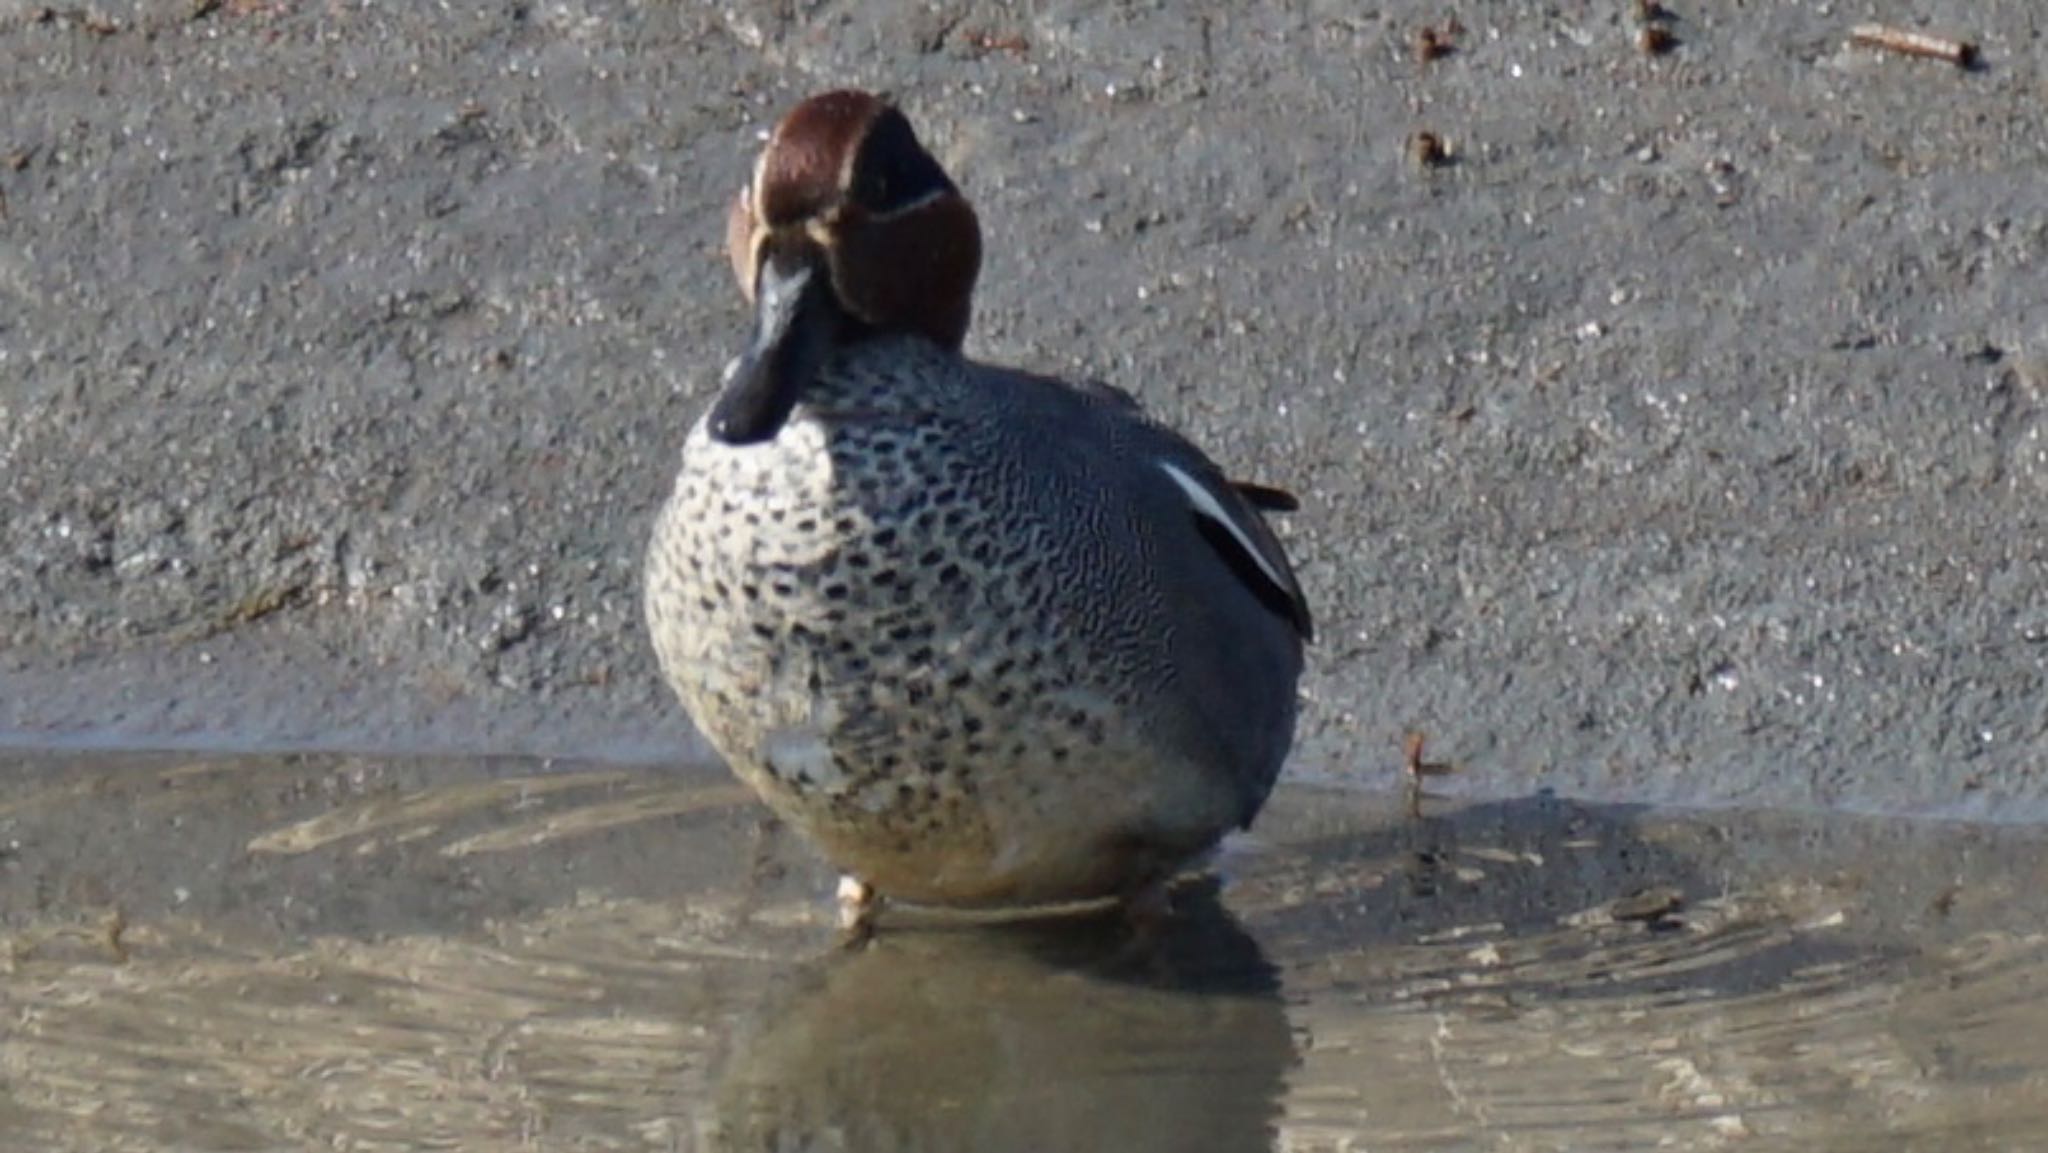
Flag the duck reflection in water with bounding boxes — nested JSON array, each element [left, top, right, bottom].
[[710, 882, 1292, 1152]]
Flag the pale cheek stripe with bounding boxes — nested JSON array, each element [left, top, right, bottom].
[[1154, 459, 1292, 595], [748, 147, 770, 216]]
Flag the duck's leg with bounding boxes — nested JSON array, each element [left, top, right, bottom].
[[1101, 875, 1177, 975], [836, 874, 881, 946], [1121, 876, 1176, 935]]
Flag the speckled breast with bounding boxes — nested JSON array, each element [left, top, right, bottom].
[[643, 404, 1234, 908]]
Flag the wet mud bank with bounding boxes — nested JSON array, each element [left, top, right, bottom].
[[2, 2, 2044, 820]]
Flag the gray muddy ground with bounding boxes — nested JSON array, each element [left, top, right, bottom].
[[2, 1, 2045, 817]]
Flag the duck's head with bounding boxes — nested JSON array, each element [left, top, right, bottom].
[[710, 90, 983, 445]]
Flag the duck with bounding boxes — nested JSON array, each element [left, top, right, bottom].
[[644, 89, 1312, 934]]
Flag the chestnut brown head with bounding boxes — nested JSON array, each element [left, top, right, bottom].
[[711, 91, 983, 445]]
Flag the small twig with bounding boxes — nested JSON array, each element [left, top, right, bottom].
[[1850, 23, 1978, 68], [1412, 17, 1464, 64], [102, 907, 130, 962], [1408, 130, 1449, 169], [1610, 885, 1684, 924], [1632, 1, 1677, 55], [961, 29, 1030, 58], [1413, 27, 1450, 63], [1402, 731, 1458, 819]]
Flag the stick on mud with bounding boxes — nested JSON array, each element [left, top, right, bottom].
[[1849, 23, 1979, 68]]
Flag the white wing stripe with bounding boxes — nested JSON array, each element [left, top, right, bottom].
[[1155, 459, 1292, 595]]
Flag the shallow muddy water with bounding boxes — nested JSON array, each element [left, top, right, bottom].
[[2, 751, 2044, 1151]]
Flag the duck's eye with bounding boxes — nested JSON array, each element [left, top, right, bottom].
[[847, 107, 955, 219]]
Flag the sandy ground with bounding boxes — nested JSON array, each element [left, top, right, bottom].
[[1, 1, 2045, 817]]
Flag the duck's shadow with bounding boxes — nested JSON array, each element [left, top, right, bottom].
[[710, 883, 1289, 1152], [1239, 789, 1900, 1007]]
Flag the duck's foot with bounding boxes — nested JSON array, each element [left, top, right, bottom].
[[1122, 876, 1175, 934], [1102, 877, 1177, 975], [835, 874, 881, 948]]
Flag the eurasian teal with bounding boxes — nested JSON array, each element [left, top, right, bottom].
[[644, 90, 1311, 931]]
